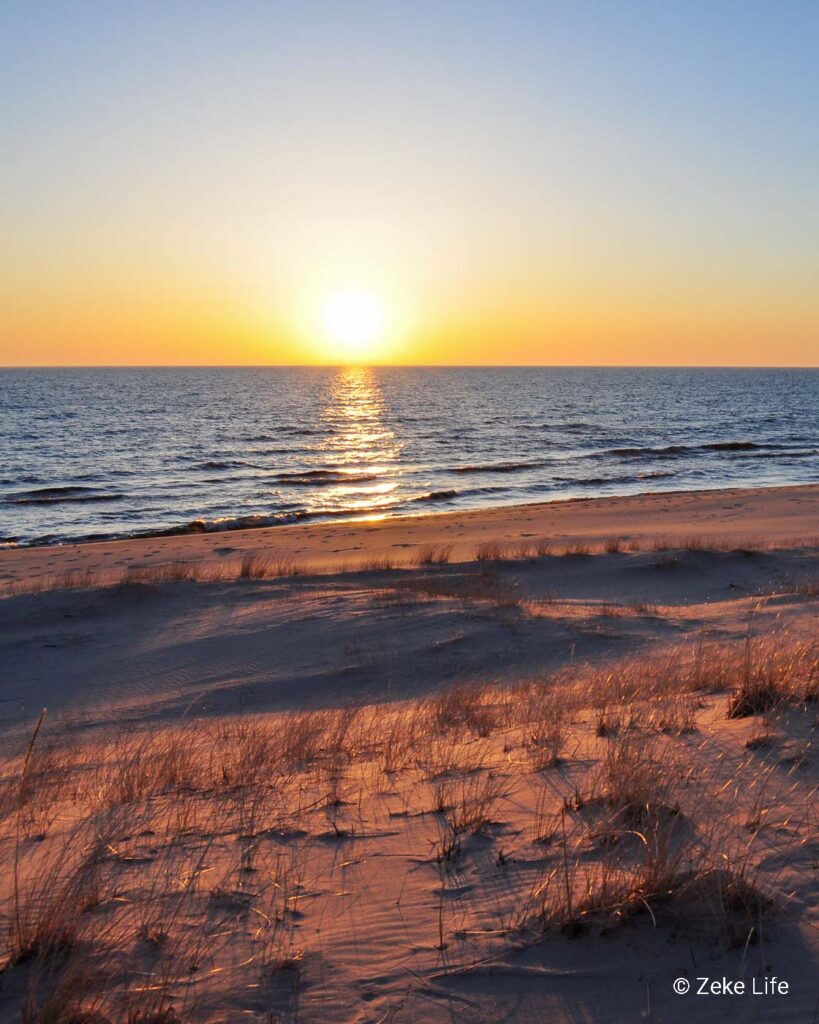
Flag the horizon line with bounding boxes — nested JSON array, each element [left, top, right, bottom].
[[1, 363, 817, 371]]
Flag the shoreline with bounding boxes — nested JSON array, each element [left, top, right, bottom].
[[2, 481, 816, 589], [5, 473, 817, 549]]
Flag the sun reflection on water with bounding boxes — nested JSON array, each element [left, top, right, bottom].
[[315, 367, 402, 518]]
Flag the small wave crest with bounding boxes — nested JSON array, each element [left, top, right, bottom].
[[274, 469, 384, 487], [199, 459, 249, 470], [6, 486, 124, 506], [451, 460, 545, 474], [141, 501, 404, 538], [411, 489, 458, 503], [551, 470, 677, 487], [592, 440, 789, 460]]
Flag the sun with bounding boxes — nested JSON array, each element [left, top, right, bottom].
[[322, 289, 386, 361]]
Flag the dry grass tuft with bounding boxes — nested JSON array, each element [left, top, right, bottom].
[[475, 540, 510, 562], [415, 544, 453, 566], [124, 561, 198, 584], [238, 554, 303, 579], [726, 634, 819, 716], [239, 553, 270, 578], [521, 685, 569, 770], [562, 540, 592, 557], [360, 555, 397, 572]]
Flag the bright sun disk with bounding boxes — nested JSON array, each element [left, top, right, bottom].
[[322, 289, 386, 359]]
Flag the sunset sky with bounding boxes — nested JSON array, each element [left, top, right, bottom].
[[2, 1, 817, 366]]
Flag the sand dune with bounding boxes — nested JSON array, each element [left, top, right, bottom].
[[1, 542, 817, 732], [0, 485, 816, 1022]]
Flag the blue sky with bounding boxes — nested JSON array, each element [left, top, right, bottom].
[[2, 0, 817, 364]]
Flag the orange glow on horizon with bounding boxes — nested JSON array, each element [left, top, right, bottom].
[[2, 288, 815, 367]]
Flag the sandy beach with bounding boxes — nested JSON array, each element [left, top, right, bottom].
[[2, 482, 817, 590], [0, 483, 817, 1021]]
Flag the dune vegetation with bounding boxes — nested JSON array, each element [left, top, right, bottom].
[[1, 630, 816, 1022]]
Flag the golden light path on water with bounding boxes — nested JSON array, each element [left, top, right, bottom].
[[316, 367, 403, 521]]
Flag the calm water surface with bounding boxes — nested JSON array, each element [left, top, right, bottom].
[[1, 367, 817, 545]]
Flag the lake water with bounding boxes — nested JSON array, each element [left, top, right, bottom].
[[1, 366, 817, 545]]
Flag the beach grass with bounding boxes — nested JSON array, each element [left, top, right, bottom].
[[1, 629, 816, 1018]]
